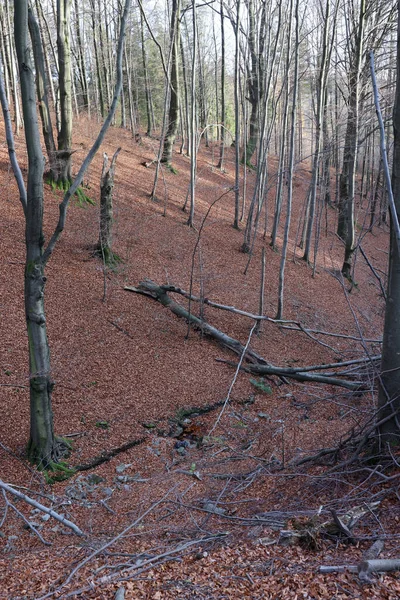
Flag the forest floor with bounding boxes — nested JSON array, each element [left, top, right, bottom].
[[0, 118, 399, 599]]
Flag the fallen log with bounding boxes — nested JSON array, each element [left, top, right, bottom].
[[218, 360, 364, 390], [319, 559, 400, 582], [125, 280, 268, 365], [125, 280, 367, 390]]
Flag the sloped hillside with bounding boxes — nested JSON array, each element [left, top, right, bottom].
[[0, 118, 398, 599]]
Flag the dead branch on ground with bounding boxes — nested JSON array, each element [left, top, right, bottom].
[[125, 280, 370, 391], [0, 479, 83, 537]]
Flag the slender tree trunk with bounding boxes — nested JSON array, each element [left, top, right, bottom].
[[180, 32, 190, 154], [217, 0, 226, 170], [241, 0, 264, 164], [276, 0, 299, 320], [73, 0, 89, 110], [3, 1, 22, 134], [378, 6, 400, 442], [187, 0, 197, 226], [28, 7, 58, 179], [303, 0, 333, 263], [233, 0, 241, 229], [90, 0, 105, 117], [140, 10, 152, 136], [161, 0, 181, 165], [57, 0, 73, 184], [338, 0, 366, 279], [14, 0, 59, 467]]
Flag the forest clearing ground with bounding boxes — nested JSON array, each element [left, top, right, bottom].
[[0, 117, 399, 598]]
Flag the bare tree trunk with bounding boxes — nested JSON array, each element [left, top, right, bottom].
[[90, 0, 105, 117], [4, 0, 130, 468], [98, 148, 121, 265], [140, 10, 153, 136], [378, 9, 400, 442], [161, 0, 181, 166], [73, 0, 89, 110], [303, 0, 336, 263], [233, 0, 241, 229], [2, 1, 22, 134], [276, 0, 299, 319], [187, 0, 197, 227], [28, 7, 58, 180], [241, 0, 265, 165], [56, 0, 73, 184], [338, 0, 366, 279], [217, 0, 226, 171], [14, 0, 60, 467]]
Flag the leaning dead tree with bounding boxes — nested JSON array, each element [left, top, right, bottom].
[[125, 279, 373, 391]]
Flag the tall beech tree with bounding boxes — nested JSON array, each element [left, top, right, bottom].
[[378, 2, 400, 445], [161, 0, 181, 166], [56, 0, 73, 184], [0, 0, 130, 469]]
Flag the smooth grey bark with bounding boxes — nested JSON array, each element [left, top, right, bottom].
[[73, 0, 89, 110], [276, 0, 299, 320], [303, 0, 336, 263], [14, 0, 59, 467], [242, 0, 266, 164], [1, 1, 22, 134], [140, 10, 153, 136], [57, 0, 73, 183], [28, 7, 58, 180], [187, 0, 197, 227], [180, 31, 190, 154], [34, 0, 57, 109], [337, 0, 366, 278], [217, 0, 226, 170], [378, 6, 400, 444], [233, 0, 241, 229], [161, 0, 181, 165], [4, 0, 130, 467]]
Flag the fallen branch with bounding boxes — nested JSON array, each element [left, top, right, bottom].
[[75, 437, 146, 472], [358, 559, 400, 581], [319, 558, 400, 581], [137, 283, 381, 345], [125, 280, 369, 391], [0, 479, 83, 536], [2, 489, 51, 545], [37, 487, 178, 600], [125, 280, 267, 365], [218, 359, 363, 391]]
